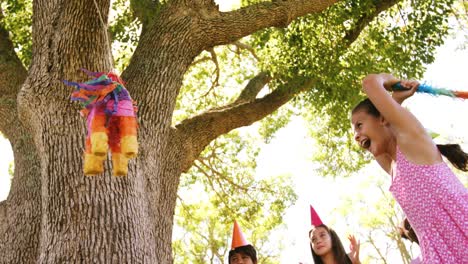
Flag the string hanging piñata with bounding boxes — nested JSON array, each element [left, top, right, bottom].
[[64, 69, 138, 176], [392, 82, 468, 99]]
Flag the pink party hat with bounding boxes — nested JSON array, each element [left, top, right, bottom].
[[310, 205, 324, 226]]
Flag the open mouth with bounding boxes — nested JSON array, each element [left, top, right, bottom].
[[361, 139, 371, 149]]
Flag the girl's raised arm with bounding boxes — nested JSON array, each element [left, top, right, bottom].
[[361, 73, 422, 134], [361, 73, 441, 164]]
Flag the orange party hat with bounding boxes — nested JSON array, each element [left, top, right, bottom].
[[231, 220, 249, 249]]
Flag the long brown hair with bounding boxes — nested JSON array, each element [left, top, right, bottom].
[[399, 218, 419, 244], [309, 225, 352, 264], [352, 98, 468, 171]]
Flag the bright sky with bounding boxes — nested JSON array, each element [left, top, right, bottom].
[[0, 139, 12, 201], [1, 1, 468, 263]]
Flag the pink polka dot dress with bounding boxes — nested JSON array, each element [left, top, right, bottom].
[[390, 147, 468, 263]]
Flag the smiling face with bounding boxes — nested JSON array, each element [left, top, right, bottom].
[[310, 226, 333, 257], [351, 109, 392, 157]]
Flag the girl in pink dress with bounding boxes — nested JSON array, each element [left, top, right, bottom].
[[350, 73, 468, 263]]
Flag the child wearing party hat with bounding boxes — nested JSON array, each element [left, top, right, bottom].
[[308, 205, 361, 264], [228, 220, 257, 264]]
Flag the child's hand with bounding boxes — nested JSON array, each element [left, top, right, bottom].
[[392, 80, 419, 104], [348, 234, 361, 264], [381, 73, 401, 91]]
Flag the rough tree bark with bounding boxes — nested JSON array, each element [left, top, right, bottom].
[[0, 0, 400, 263]]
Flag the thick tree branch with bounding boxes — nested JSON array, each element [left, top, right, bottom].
[[176, 78, 314, 172], [198, 0, 338, 48], [0, 9, 28, 139], [344, 0, 400, 43], [130, 0, 159, 32], [131, 0, 337, 72]]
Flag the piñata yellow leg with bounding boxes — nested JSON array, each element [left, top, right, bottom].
[[91, 132, 108, 156], [83, 153, 105, 176], [90, 114, 108, 156], [112, 153, 128, 176], [121, 136, 138, 158], [120, 116, 138, 158]]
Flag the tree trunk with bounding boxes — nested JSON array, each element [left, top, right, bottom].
[[12, 0, 167, 262], [0, 133, 42, 263]]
